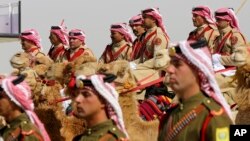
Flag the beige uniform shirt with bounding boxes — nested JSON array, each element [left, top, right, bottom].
[[62, 45, 95, 62], [99, 40, 132, 63], [48, 45, 67, 63], [188, 24, 220, 53], [140, 26, 169, 63], [214, 26, 247, 55]]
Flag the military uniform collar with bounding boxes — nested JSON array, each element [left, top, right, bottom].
[[8, 113, 29, 128], [85, 120, 113, 135], [197, 24, 208, 31], [220, 26, 232, 35], [112, 40, 126, 48], [70, 45, 85, 53], [147, 26, 157, 34], [179, 92, 206, 110]]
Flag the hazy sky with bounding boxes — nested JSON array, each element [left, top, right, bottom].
[[0, 0, 249, 73]]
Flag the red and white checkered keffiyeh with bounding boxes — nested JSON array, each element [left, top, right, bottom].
[[76, 74, 129, 138], [129, 14, 144, 26], [142, 7, 170, 39], [69, 29, 86, 43], [20, 29, 42, 49], [110, 23, 133, 44], [50, 25, 69, 46], [0, 76, 51, 141], [192, 5, 216, 25], [215, 8, 240, 31], [173, 41, 233, 120]]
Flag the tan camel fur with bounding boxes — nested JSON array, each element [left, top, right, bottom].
[[231, 46, 250, 124], [98, 60, 160, 141]]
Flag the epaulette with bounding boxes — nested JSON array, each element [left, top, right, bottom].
[[201, 97, 224, 116], [231, 28, 240, 33], [19, 121, 43, 140], [19, 121, 34, 136], [208, 24, 218, 30], [107, 126, 123, 140]]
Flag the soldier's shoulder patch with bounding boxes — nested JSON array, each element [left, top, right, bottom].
[[153, 38, 162, 45], [230, 35, 238, 45], [216, 127, 229, 141]]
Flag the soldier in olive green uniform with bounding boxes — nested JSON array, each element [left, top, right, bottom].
[[0, 75, 50, 141], [71, 74, 128, 141], [0, 113, 43, 141], [158, 40, 233, 141]]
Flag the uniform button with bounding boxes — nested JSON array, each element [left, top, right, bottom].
[[180, 104, 184, 110], [207, 100, 211, 104], [112, 127, 116, 131]]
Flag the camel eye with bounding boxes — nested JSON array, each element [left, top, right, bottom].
[[16, 53, 21, 57]]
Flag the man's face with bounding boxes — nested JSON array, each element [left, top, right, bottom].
[[74, 89, 105, 119], [216, 18, 229, 30], [166, 57, 198, 93], [110, 31, 124, 43], [69, 38, 82, 50], [130, 24, 145, 37], [0, 92, 13, 117], [142, 14, 155, 29], [49, 32, 61, 45], [20, 39, 35, 51], [192, 14, 206, 27]]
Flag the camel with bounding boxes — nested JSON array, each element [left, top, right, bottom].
[[230, 46, 250, 124], [98, 60, 159, 141], [96, 49, 172, 141], [9, 52, 32, 75], [44, 55, 99, 141]]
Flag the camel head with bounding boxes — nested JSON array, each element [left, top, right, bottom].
[[33, 55, 54, 78], [10, 52, 32, 70], [231, 46, 250, 67], [98, 60, 136, 92]]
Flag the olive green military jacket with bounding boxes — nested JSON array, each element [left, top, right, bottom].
[[0, 113, 43, 141], [73, 120, 127, 141], [158, 92, 232, 141]]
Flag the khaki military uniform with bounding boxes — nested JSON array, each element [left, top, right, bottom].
[[214, 26, 247, 55], [99, 40, 132, 63], [73, 120, 126, 141], [62, 45, 95, 62], [158, 93, 232, 141], [0, 113, 43, 141], [130, 33, 146, 61], [48, 45, 66, 62], [188, 24, 220, 52], [139, 26, 169, 63], [25, 47, 46, 58]]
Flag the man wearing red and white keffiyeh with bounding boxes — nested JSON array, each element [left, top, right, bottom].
[[72, 74, 128, 141], [158, 40, 232, 141]]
